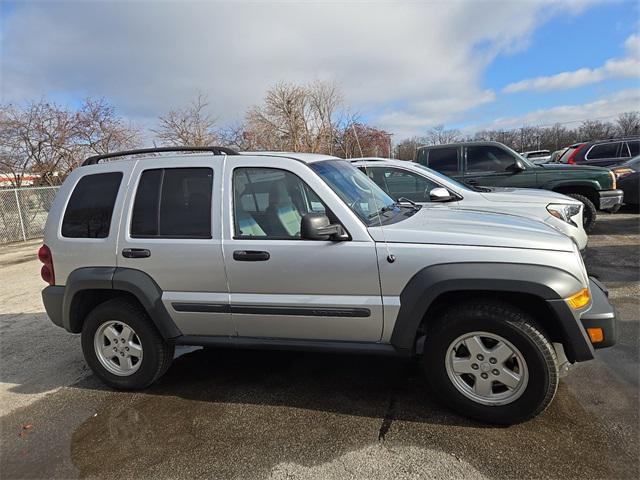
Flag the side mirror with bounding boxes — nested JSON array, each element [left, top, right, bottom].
[[428, 187, 454, 202], [301, 213, 345, 241], [506, 159, 525, 172]]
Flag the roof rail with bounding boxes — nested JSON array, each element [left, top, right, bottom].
[[82, 146, 239, 166]]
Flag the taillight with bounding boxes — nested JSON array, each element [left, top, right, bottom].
[[566, 144, 586, 165], [38, 244, 55, 285]]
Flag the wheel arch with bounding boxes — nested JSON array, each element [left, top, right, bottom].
[[549, 183, 599, 204], [389, 262, 592, 362], [63, 267, 181, 339]]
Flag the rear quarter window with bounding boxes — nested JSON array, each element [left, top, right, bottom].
[[586, 142, 620, 160], [61, 172, 123, 238]]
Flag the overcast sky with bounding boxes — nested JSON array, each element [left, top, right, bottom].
[[1, 0, 639, 139]]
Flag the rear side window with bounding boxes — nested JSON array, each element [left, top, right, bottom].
[[586, 142, 620, 160], [62, 172, 122, 238], [425, 147, 458, 174], [626, 140, 639, 157], [131, 168, 213, 238]]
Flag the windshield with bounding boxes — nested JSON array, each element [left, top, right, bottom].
[[310, 160, 405, 225], [410, 162, 473, 192]]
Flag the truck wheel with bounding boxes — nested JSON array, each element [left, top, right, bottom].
[[567, 193, 597, 232], [423, 301, 558, 425], [81, 298, 174, 389]]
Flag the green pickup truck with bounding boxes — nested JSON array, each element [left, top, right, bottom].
[[415, 141, 623, 231]]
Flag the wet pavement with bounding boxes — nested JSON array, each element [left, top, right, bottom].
[[1, 210, 638, 479]]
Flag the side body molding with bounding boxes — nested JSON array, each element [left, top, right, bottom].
[[390, 262, 586, 354], [63, 267, 182, 339]]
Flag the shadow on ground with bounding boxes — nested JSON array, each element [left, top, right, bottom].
[[53, 346, 632, 479]]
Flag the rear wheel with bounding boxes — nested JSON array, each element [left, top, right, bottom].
[[81, 298, 174, 389], [423, 301, 558, 424], [566, 193, 597, 232]]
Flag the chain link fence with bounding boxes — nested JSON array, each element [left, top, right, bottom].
[[0, 187, 60, 244]]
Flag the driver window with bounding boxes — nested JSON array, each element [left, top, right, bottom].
[[467, 146, 516, 173], [233, 167, 327, 239]]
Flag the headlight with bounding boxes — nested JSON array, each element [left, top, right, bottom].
[[547, 203, 582, 227], [613, 167, 635, 179], [609, 170, 617, 190]]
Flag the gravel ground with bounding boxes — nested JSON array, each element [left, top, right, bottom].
[[0, 210, 638, 480]]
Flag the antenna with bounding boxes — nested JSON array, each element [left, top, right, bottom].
[[352, 122, 395, 263]]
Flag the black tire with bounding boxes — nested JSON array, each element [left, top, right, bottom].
[[567, 193, 597, 232], [81, 298, 174, 389], [423, 301, 558, 425]]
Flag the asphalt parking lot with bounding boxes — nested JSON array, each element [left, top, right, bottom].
[[1, 210, 638, 480]]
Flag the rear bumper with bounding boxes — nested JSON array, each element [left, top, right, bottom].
[[598, 189, 624, 210], [42, 285, 65, 328], [581, 277, 617, 349]]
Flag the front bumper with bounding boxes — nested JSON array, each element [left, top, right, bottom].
[[545, 276, 617, 362], [598, 189, 624, 210], [581, 277, 617, 349]]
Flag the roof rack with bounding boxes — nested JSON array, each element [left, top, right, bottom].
[[82, 146, 239, 166]]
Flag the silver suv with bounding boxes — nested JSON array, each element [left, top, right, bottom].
[[40, 147, 617, 424]]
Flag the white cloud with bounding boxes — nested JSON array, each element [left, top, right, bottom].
[[503, 33, 640, 93], [469, 88, 640, 131], [0, 0, 605, 138]]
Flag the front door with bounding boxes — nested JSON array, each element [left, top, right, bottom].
[[221, 157, 384, 342], [464, 144, 537, 188]]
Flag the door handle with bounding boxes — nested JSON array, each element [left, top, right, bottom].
[[122, 248, 151, 258], [233, 250, 270, 262]]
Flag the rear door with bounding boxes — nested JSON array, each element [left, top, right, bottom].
[[117, 156, 233, 337], [417, 146, 462, 180], [463, 144, 537, 188]]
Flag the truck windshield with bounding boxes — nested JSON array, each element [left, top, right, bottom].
[[310, 160, 412, 225]]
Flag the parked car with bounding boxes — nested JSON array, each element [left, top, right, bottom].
[[41, 147, 617, 425], [520, 150, 551, 164], [610, 155, 640, 206], [557, 137, 640, 167], [548, 148, 568, 164], [351, 158, 587, 250], [415, 141, 624, 231]]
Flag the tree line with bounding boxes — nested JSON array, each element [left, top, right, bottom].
[[393, 113, 640, 160], [2, 81, 638, 186]]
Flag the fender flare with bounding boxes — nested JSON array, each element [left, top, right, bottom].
[[63, 267, 181, 339], [389, 262, 587, 355], [542, 179, 601, 192]]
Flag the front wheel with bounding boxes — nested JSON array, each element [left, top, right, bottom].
[[566, 193, 597, 232], [423, 301, 558, 424]]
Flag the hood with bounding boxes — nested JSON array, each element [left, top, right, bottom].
[[480, 187, 579, 204], [368, 208, 573, 252]]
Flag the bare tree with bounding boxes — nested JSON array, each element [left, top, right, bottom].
[[425, 125, 461, 145], [0, 100, 78, 186], [154, 93, 218, 146], [75, 98, 140, 156], [394, 136, 424, 160], [245, 80, 344, 153], [615, 111, 640, 137], [579, 120, 614, 141]]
